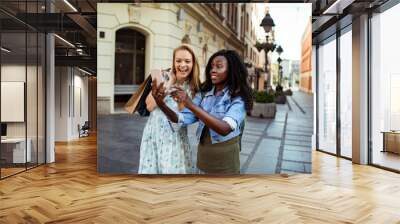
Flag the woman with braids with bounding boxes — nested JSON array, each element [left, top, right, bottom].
[[152, 49, 253, 174]]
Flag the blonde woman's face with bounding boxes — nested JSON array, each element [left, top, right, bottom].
[[174, 50, 193, 82]]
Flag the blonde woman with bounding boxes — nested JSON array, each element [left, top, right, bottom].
[[138, 45, 201, 174]]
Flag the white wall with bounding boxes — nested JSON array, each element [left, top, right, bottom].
[[55, 66, 68, 141], [1, 63, 46, 164], [1, 65, 31, 138], [55, 67, 89, 141], [72, 73, 89, 138]]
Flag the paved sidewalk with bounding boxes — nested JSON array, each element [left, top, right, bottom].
[[239, 91, 313, 174]]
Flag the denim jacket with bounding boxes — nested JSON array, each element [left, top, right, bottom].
[[175, 86, 246, 144]]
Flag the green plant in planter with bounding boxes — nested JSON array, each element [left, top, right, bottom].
[[275, 84, 283, 92], [254, 91, 275, 103]]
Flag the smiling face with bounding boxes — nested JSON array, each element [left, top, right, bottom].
[[174, 49, 193, 83], [209, 55, 228, 86]]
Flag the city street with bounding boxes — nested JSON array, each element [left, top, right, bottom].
[[98, 91, 313, 174]]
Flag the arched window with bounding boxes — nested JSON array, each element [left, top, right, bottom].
[[114, 28, 146, 110]]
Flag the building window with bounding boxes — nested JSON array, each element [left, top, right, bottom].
[[233, 4, 238, 31], [0, 1, 46, 179], [340, 29, 352, 159], [245, 13, 249, 33], [114, 28, 146, 111], [317, 36, 337, 155], [241, 5, 245, 39], [115, 28, 145, 86], [371, 4, 400, 171]]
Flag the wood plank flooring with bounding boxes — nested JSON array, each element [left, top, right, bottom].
[[1, 134, 400, 223]]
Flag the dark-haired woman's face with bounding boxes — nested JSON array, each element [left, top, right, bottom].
[[210, 55, 228, 85]]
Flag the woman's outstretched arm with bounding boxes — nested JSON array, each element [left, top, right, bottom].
[[151, 81, 179, 123], [172, 88, 233, 136]]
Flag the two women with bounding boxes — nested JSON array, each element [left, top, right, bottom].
[[152, 49, 253, 174], [138, 45, 201, 174]]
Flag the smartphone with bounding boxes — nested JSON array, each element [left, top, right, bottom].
[[161, 69, 175, 94], [151, 69, 174, 93], [150, 69, 165, 87]]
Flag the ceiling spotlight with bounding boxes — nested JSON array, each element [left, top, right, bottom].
[[78, 67, 92, 76], [63, 0, 78, 12], [54, 34, 75, 48], [1, 47, 11, 53], [323, 0, 355, 15]]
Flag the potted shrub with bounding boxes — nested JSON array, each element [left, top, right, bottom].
[[251, 90, 276, 118]]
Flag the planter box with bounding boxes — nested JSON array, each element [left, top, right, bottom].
[[251, 102, 276, 118]]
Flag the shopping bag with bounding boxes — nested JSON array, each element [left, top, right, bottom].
[[124, 75, 152, 115]]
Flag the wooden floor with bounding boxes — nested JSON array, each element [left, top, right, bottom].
[[1, 135, 400, 223], [1, 167, 26, 178]]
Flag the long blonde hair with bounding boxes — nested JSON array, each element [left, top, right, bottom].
[[171, 44, 201, 97]]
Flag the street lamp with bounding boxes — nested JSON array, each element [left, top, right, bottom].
[[260, 12, 275, 33], [275, 45, 283, 90], [276, 45, 283, 55], [253, 12, 276, 91]]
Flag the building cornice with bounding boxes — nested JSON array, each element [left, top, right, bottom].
[[178, 3, 244, 50]]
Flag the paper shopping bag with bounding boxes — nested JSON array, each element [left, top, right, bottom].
[[124, 75, 152, 114]]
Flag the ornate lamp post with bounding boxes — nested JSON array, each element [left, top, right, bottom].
[[255, 12, 275, 91], [275, 45, 286, 104], [275, 45, 283, 90]]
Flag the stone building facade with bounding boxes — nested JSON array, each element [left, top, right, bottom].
[[97, 3, 247, 114]]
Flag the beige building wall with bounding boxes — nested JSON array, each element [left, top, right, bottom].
[[97, 3, 245, 114], [300, 18, 312, 93]]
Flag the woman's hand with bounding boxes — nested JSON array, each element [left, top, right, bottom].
[[171, 86, 192, 108], [151, 80, 166, 106], [150, 80, 179, 123]]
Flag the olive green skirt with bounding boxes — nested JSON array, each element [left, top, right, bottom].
[[197, 128, 240, 174]]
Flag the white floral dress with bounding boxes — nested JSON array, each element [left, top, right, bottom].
[[138, 82, 194, 174]]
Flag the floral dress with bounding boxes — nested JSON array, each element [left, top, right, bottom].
[[138, 82, 194, 174]]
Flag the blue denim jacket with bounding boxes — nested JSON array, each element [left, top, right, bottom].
[[175, 86, 246, 144]]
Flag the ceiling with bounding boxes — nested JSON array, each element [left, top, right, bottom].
[[0, 0, 394, 74], [306, 0, 389, 40], [0, 0, 98, 73]]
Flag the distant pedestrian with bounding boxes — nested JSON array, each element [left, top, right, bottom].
[[152, 49, 253, 174]]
